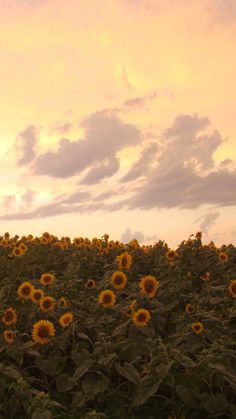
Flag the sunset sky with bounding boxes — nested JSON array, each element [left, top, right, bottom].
[[0, 0, 235, 247]]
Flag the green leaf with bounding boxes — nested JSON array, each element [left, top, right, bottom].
[[82, 373, 109, 398], [32, 410, 53, 419], [115, 362, 140, 384], [56, 373, 75, 392]]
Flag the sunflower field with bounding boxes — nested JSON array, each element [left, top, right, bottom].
[[0, 231, 236, 419]]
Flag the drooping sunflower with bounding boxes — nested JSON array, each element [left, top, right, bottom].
[[39, 296, 56, 313], [3, 330, 15, 344], [132, 309, 151, 327], [85, 279, 96, 289], [40, 273, 55, 286], [12, 247, 23, 257], [32, 320, 55, 345], [111, 271, 127, 290], [98, 290, 116, 308], [185, 304, 195, 315], [116, 251, 132, 270], [30, 289, 45, 304], [17, 282, 34, 299], [165, 250, 176, 261], [229, 279, 236, 299], [195, 231, 202, 240], [219, 252, 229, 263], [59, 312, 73, 327], [192, 322, 204, 335], [2, 307, 17, 325], [139, 275, 160, 298]]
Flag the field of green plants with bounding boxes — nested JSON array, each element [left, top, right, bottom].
[[0, 231, 236, 419]]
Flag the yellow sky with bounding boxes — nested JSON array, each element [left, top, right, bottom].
[[0, 0, 235, 245]]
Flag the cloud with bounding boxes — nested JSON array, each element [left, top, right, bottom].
[[33, 110, 141, 178], [195, 210, 220, 235], [121, 227, 157, 243], [119, 65, 133, 90], [120, 142, 159, 182], [164, 114, 210, 139], [208, 0, 236, 25], [80, 157, 120, 184], [53, 123, 73, 134], [14, 125, 38, 166], [20, 188, 37, 209]]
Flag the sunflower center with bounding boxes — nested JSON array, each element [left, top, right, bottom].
[[121, 257, 127, 266], [34, 292, 42, 300], [15, 249, 21, 254], [144, 280, 154, 293], [43, 300, 52, 309], [38, 326, 49, 338], [5, 311, 13, 322], [43, 276, 51, 284], [87, 281, 94, 288], [114, 275, 123, 285], [22, 286, 31, 295], [231, 284, 236, 294], [137, 313, 146, 322], [194, 325, 200, 331], [103, 294, 112, 304]]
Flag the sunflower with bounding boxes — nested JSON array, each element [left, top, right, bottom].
[[3, 330, 15, 344], [2, 307, 17, 325], [40, 273, 55, 285], [132, 309, 151, 327], [111, 271, 127, 290], [0, 238, 8, 247], [192, 322, 204, 334], [195, 232, 202, 240], [165, 250, 175, 261], [98, 290, 116, 308], [59, 312, 73, 327], [129, 239, 139, 249], [17, 282, 34, 299], [32, 320, 55, 345], [30, 289, 45, 304], [219, 252, 229, 263], [116, 251, 132, 270], [200, 272, 210, 281], [42, 232, 51, 240], [40, 236, 49, 244], [39, 296, 56, 313], [12, 247, 23, 257], [85, 279, 96, 289], [229, 279, 236, 299], [59, 297, 68, 307], [139, 275, 160, 298], [19, 242, 27, 252], [185, 304, 195, 314], [129, 299, 137, 312]]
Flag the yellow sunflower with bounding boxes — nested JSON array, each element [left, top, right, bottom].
[[12, 247, 23, 257], [42, 232, 51, 240], [30, 289, 45, 304], [40, 236, 49, 244], [2, 307, 17, 325], [229, 279, 236, 299], [85, 279, 96, 289], [3, 330, 15, 344], [111, 271, 127, 290], [185, 304, 195, 315], [165, 250, 176, 261], [98, 290, 116, 308], [139, 275, 160, 298], [17, 282, 34, 299], [19, 242, 27, 252], [219, 252, 229, 263], [0, 238, 9, 247], [132, 309, 151, 327], [59, 312, 73, 327], [32, 320, 55, 345], [116, 251, 132, 270], [40, 273, 55, 286], [39, 296, 56, 313], [200, 272, 210, 281], [192, 322, 204, 334]]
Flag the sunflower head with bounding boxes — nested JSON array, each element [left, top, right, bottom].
[[98, 290, 116, 308], [40, 236, 49, 244], [229, 279, 236, 299], [39, 296, 56, 313], [2, 307, 17, 325], [165, 250, 175, 261], [19, 242, 27, 252], [40, 273, 55, 286], [32, 320, 55, 345], [59, 297, 68, 307], [139, 275, 160, 298], [12, 247, 23, 257], [192, 322, 204, 335], [42, 232, 51, 240], [185, 304, 195, 315], [132, 309, 151, 327], [18, 282, 34, 299], [0, 238, 9, 247], [59, 312, 73, 327], [116, 251, 133, 270], [200, 272, 210, 281], [30, 289, 45, 304], [219, 252, 229, 263], [4, 330, 15, 344], [85, 279, 96, 289], [111, 271, 127, 290], [195, 231, 202, 240]]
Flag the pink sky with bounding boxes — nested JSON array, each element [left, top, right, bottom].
[[0, 0, 235, 247]]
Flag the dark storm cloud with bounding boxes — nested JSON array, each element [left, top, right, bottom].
[[14, 125, 38, 166], [33, 110, 141, 178]]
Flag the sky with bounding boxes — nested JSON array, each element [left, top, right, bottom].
[[0, 0, 235, 247]]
